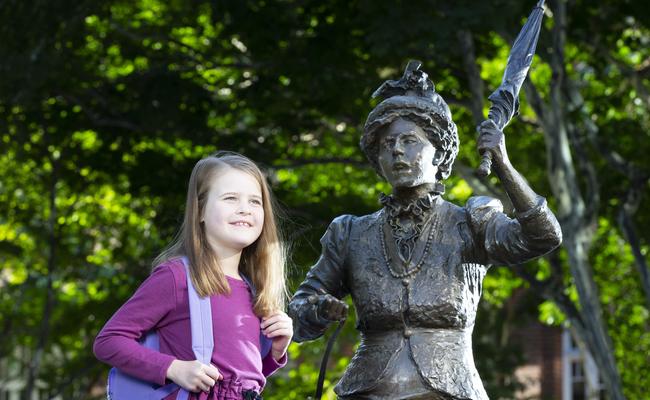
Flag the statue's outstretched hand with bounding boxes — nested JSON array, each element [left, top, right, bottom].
[[477, 119, 509, 167], [308, 293, 348, 322]]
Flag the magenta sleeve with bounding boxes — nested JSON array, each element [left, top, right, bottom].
[[261, 351, 288, 377], [93, 265, 179, 385]]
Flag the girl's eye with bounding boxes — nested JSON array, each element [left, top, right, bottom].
[[250, 199, 262, 206], [224, 196, 237, 201]]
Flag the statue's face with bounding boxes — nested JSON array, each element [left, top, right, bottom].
[[378, 118, 440, 188]]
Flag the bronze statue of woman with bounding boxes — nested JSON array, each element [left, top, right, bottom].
[[288, 62, 562, 400]]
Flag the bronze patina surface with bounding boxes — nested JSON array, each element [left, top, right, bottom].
[[288, 61, 562, 400]]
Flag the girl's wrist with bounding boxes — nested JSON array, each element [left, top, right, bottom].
[[271, 348, 286, 361], [166, 359, 179, 381]]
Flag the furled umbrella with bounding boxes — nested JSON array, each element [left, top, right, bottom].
[[478, 0, 547, 176]]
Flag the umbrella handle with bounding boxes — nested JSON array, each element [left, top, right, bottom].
[[477, 152, 492, 177]]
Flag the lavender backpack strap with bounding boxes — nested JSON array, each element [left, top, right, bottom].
[[240, 274, 273, 359], [175, 256, 214, 400]]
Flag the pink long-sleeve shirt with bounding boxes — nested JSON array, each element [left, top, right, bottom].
[[94, 258, 286, 398]]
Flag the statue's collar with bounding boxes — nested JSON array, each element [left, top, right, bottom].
[[379, 184, 443, 218]]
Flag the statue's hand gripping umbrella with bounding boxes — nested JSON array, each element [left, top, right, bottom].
[[478, 0, 546, 176]]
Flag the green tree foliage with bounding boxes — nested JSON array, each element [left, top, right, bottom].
[[1, 0, 648, 398]]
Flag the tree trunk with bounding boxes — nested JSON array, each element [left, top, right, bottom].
[[456, 1, 627, 398], [532, 1, 625, 398], [23, 159, 58, 400]]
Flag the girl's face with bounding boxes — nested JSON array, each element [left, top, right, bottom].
[[202, 167, 265, 255]]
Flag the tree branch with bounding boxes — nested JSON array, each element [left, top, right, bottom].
[[456, 30, 485, 126], [60, 93, 142, 132], [271, 157, 367, 169], [563, 106, 600, 225], [616, 176, 650, 311], [110, 21, 256, 70], [454, 162, 513, 210], [515, 253, 585, 333]]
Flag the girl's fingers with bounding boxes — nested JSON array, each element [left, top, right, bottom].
[[260, 315, 281, 328], [263, 322, 291, 335], [262, 311, 292, 337], [264, 320, 291, 332], [199, 374, 216, 389], [206, 364, 222, 381], [266, 315, 291, 325], [263, 321, 293, 337], [261, 313, 282, 326], [265, 327, 292, 338], [261, 313, 290, 329]]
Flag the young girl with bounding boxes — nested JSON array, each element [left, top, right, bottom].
[[94, 152, 293, 400]]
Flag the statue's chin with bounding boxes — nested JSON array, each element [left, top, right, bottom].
[[391, 179, 438, 192], [386, 169, 438, 190]]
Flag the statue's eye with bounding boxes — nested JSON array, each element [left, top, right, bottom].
[[402, 135, 418, 144]]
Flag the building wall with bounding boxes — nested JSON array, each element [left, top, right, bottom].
[[511, 322, 563, 399], [511, 321, 604, 400]]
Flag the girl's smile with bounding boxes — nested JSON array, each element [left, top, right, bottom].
[[231, 220, 252, 227]]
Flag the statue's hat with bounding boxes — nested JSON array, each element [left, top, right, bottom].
[[361, 60, 459, 181]]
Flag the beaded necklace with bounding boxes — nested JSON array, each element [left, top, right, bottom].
[[379, 193, 440, 279]]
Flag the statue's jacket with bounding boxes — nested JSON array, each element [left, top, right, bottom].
[[289, 195, 562, 400]]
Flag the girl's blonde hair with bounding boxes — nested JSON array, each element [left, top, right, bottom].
[[153, 151, 287, 316]]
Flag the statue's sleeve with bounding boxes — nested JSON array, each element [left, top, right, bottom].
[[288, 215, 353, 342], [466, 195, 562, 266]]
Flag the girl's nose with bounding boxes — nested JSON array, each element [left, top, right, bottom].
[[237, 202, 252, 215]]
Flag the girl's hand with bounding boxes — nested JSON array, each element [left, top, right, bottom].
[[261, 311, 293, 361], [166, 359, 222, 392]]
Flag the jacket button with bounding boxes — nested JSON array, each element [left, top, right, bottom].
[[402, 278, 410, 286], [403, 329, 412, 338]]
